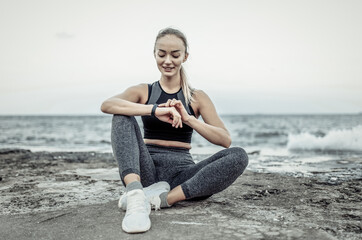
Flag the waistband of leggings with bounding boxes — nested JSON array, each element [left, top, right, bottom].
[[145, 143, 190, 153]]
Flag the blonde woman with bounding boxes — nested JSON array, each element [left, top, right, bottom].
[[101, 28, 248, 233]]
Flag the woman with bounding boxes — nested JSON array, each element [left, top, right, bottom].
[[101, 27, 248, 233]]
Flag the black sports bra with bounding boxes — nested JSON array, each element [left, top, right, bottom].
[[141, 81, 195, 143]]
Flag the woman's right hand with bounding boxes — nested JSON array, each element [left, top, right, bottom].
[[154, 106, 183, 128]]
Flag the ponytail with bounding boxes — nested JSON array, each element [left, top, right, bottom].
[[180, 66, 194, 105]]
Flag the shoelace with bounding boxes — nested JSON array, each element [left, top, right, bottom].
[[149, 196, 161, 211], [126, 192, 149, 215]]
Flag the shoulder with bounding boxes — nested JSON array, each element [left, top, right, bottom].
[[124, 83, 149, 94], [127, 83, 149, 92], [190, 89, 214, 117], [192, 89, 213, 106], [118, 83, 149, 104], [192, 89, 226, 129], [131, 83, 149, 104]]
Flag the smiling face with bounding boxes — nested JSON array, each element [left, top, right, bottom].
[[154, 34, 188, 79]]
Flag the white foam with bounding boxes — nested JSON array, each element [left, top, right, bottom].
[[287, 125, 362, 152]]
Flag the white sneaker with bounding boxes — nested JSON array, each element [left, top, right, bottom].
[[121, 189, 151, 233], [119, 181, 170, 211]]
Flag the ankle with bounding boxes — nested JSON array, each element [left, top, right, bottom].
[[126, 181, 143, 192], [160, 192, 171, 208], [124, 173, 141, 185]]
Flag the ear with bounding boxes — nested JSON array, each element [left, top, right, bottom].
[[183, 53, 189, 63]]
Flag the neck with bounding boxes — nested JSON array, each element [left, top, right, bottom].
[[160, 74, 181, 92]]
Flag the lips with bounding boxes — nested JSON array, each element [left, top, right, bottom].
[[163, 66, 175, 72]]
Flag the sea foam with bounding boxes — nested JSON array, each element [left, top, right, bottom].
[[287, 125, 362, 152]]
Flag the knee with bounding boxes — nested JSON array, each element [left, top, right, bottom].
[[111, 115, 137, 136], [112, 114, 135, 127], [227, 147, 249, 172]]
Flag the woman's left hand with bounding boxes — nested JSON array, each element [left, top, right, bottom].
[[158, 98, 191, 123]]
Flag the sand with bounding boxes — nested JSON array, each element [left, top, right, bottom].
[[0, 149, 361, 239]]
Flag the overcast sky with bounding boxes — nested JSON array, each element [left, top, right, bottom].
[[0, 0, 361, 115]]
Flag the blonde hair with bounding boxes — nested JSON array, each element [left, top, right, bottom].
[[154, 27, 194, 105]]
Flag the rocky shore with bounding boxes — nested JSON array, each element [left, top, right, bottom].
[[0, 149, 361, 239]]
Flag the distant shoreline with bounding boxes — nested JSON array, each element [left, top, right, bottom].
[[0, 112, 361, 117]]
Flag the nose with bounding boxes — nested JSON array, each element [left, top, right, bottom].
[[164, 55, 172, 64]]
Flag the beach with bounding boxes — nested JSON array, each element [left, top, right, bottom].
[[0, 148, 361, 240]]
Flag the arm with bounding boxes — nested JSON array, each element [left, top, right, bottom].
[[101, 84, 183, 128], [100, 84, 153, 116], [163, 90, 231, 148], [187, 90, 231, 148]]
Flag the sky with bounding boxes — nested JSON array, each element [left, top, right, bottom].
[[0, 0, 361, 115]]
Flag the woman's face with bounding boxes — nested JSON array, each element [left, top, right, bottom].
[[154, 34, 188, 78]]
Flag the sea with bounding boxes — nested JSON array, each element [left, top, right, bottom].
[[1, 114, 361, 182]]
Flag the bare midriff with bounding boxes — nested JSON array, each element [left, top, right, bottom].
[[143, 139, 191, 149]]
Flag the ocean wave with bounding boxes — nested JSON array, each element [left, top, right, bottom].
[[287, 125, 362, 152], [254, 131, 286, 138]]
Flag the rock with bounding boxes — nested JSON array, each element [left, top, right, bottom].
[[0, 150, 361, 240], [0, 148, 31, 155]]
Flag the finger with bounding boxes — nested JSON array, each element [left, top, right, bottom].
[[173, 113, 180, 128], [166, 99, 172, 107], [176, 117, 182, 128], [175, 101, 182, 108], [158, 103, 166, 107], [176, 113, 182, 128], [171, 112, 177, 127], [174, 114, 181, 128], [172, 100, 183, 109], [177, 116, 182, 128], [177, 119, 182, 128]]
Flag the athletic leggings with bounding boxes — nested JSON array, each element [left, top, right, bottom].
[[111, 115, 249, 199]]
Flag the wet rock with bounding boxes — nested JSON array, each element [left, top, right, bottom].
[[0, 148, 31, 155]]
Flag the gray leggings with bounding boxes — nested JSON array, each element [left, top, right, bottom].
[[111, 115, 248, 199]]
